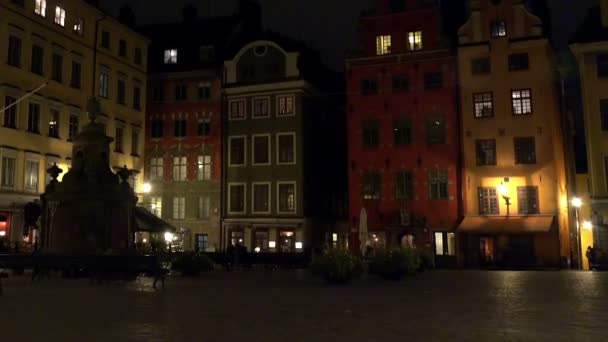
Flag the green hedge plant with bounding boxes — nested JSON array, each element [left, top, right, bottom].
[[171, 252, 215, 276], [311, 249, 364, 285], [368, 247, 421, 281]]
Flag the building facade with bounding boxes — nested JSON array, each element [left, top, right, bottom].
[[457, 0, 571, 268], [346, 0, 463, 266], [0, 0, 147, 245], [222, 38, 346, 253]]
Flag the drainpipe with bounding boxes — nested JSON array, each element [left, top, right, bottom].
[[91, 14, 108, 97], [219, 66, 227, 251]]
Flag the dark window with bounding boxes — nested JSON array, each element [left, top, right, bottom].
[[153, 86, 164, 102], [362, 120, 379, 147], [362, 172, 381, 200], [229, 137, 245, 165], [199, 46, 215, 62], [390, 0, 405, 12], [426, 118, 445, 144], [133, 86, 141, 110], [70, 61, 81, 89], [195, 234, 209, 252], [3, 96, 17, 128], [514, 137, 536, 164], [198, 120, 211, 136], [278, 184, 296, 212], [360, 79, 378, 95], [101, 31, 110, 49], [473, 92, 494, 118], [99, 72, 109, 98], [429, 170, 449, 200], [31, 45, 44, 75], [117, 80, 126, 104], [119, 39, 127, 57], [27, 102, 40, 133], [175, 84, 187, 101], [517, 186, 539, 214], [151, 119, 163, 138], [392, 75, 409, 92], [253, 183, 270, 212], [253, 230, 269, 252], [229, 100, 246, 119], [11, 0, 25, 7], [174, 119, 186, 137], [598, 54, 608, 78], [48, 108, 60, 138], [395, 171, 413, 200], [478, 187, 499, 214], [131, 131, 139, 156], [115, 126, 124, 152], [278, 134, 295, 164], [253, 135, 270, 164], [476, 139, 496, 166], [198, 84, 211, 99], [51, 54, 63, 82], [394, 119, 412, 145], [68, 114, 79, 140], [229, 185, 245, 212], [424, 72, 442, 89], [512, 89, 532, 115], [252, 98, 270, 118], [508, 53, 529, 71], [134, 48, 142, 65], [491, 20, 507, 37], [7, 36, 22, 67], [471, 57, 491, 75], [601, 99, 608, 131]]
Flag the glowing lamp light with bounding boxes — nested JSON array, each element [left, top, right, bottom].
[[254, 247, 261, 253], [142, 238, 147, 243], [142, 183, 152, 194], [0, 231, 5, 237], [582, 221, 593, 230], [295, 242, 303, 249], [164, 232, 174, 243], [498, 183, 508, 197], [571, 197, 583, 208], [269, 241, 276, 248]]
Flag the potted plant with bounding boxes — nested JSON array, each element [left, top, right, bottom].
[[311, 249, 364, 285]]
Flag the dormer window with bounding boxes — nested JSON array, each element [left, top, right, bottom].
[[164, 49, 177, 64], [491, 20, 507, 37]]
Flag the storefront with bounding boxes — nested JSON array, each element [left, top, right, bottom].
[[0, 212, 9, 241], [223, 222, 306, 253]]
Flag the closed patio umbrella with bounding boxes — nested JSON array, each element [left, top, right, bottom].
[[359, 207, 367, 255]]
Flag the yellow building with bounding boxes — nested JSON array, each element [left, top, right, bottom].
[[0, 0, 148, 246], [570, 0, 608, 256], [456, 0, 571, 268]]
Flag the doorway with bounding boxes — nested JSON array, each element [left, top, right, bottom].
[[480, 236, 495, 267]]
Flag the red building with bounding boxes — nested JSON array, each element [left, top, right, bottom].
[[346, 0, 464, 266]]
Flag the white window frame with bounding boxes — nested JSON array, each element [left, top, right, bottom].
[[277, 181, 297, 214], [35, 0, 46, 17], [252, 96, 270, 119], [1, 148, 18, 190], [198, 195, 211, 219], [3, 94, 21, 129], [276, 132, 296, 165], [24, 157, 40, 193], [172, 156, 187, 182], [228, 135, 247, 167], [149, 157, 164, 182], [150, 196, 162, 217], [54, 6, 65, 27], [375, 35, 391, 55], [172, 196, 185, 220], [252, 182, 271, 214], [197, 154, 212, 181], [228, 182, 247, 215], [228, 99, 246, 121], [407, 31, 423, 51], [252, 134, 271, 166], [164, 49, 177, 64], [277, 94, 295, 117]]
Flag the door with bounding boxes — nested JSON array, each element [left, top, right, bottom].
[[480, 236, 495, 267]]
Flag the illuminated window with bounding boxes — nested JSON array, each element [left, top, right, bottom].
[[164, 49, 177, 64], [98, 72, 109, 98], [48, 108, 60, 138], [172, 197, 185, 220], [1, 156, 16, 189], [150, 197, 162, 217], [407, 31, 422, 51], [172, 156, 187, 181], [54, 6, 65, 26], [478, 187, 498, 214], [149, 157, 164, 181], [277, 95, 295, 116], [73, 18, 84, 36], [435, 232, 455, 256], [473, 92, 494, 118], [511, 89, 532, 115], [490, 20, 506, 37], [24, 160, 39, 193], [197, 154, 212, 181], [375, 35, 391, 55], [35, 0, 46, 17]]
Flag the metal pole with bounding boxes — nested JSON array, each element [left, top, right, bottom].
[[576, 207, 582, 269], [0, 83, 48, 114]]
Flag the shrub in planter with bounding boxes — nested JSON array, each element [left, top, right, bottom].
[[172, 252, 215, 276], [311, 249, 364, 285], [368, 247, 421, 281], [417, 248, 435, 271]]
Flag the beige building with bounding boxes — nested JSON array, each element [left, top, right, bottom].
[[0, 0, 148, 245], [456, 0, 571, 268]]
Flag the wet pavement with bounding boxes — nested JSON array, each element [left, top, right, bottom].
[[1, 270, 607, 341]]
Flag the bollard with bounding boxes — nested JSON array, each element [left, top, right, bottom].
[[0, 273, 3, 296]]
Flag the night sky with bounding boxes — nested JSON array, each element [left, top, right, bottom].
[[102, 0, 595, 70]]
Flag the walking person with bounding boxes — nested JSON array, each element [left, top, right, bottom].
[[586, 246, 595, 270]]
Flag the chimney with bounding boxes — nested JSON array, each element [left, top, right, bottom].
[[183, 4, 198, 23]]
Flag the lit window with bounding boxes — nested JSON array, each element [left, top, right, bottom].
[[375, 35, 391, 55], [491, 20, 506, 37], [24, 160, 39, 193], [172, 156, 187, 181], [172, 197, 185, 220], [197, 154, 212, 181], [73, 18, 84, 35], [164, 49, 177, 64], [473, 92, 494, 118], [149, 157, 164, 181], [48, 108, 60, 138], [511, 89, 532, 115], [150, 197, 162, 217], [35, 0, 46, 17], [278, 95, 295, 116], [407, 31, 422, 51], [54, 6, 65, 26], [435, 232, 455, 256]]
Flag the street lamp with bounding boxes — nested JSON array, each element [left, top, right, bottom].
[[571, 197, 583, 269], [498, 182, 511, 216], [583, 220, 593, 231], [142, 183, 152, 194]]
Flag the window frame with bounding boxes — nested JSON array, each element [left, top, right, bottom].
[[1, 155, 17, 190], [514, 137, 536, 165], [252, 182, 271, 214], [3, 95, 19, 129], [98, 71, 109, 98], [475, 139, 497, 166], [375, 35, 391, 55], [252, 134, 271, 166], [197, 154, 212, 181], [228, 182, 247, 214], [407, 31, 423, 51], [473, 92, 494, 118], [164, 49, 177, 64], [7, 35, 22, 68], [54, 5, 65, 27], [395, 171, 414, 200], [393, 119, 412, 146], [198, 196, 211, 220], [149, 156, 164, 182], [229, 99, 246, 121], [471, 57, 491, 75], [362, 120, 380, 148], [362, 172, 381, 201], [252, 96, 271, 119], [478, 187, 499, 215], [426, 117, 446, 145], [511, 88, 533, 116], [27, 102, 41, 134], [34, 0, 46, 17], [24, 158, 40, 193], [517, 186, 540, 214], [114, 125, 124, 153], [277, 181, 297, 214], [276, 132, 296, 165], [172, 196, 186, 220], [228, 135, 247, 167], [172, 156, 187, 182], [490, 20, 507, 37], [48, 107, 60, 138], [277, 94, 296, 117], [508, 53, 530, 71], [429, 170, 449, 200], [424, 72, 443, 90]]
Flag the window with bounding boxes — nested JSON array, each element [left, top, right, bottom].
[[362, 172, 381, 200], [426, 118, 445, 145], [7, 36, 22, 67], [229, 99, 246, 120], [253, 183, 270, 213], [151, 119, 163, 138], [435, 232, 455, 256], [117, 80, 126, 104], [195, 234, 209, 252], [197, 155, 212, 181], [517, 186, 539, 214], [51, 54, 63, 82], [392, 75, 409, 92], [429, 170, 448, 200], [471, 57, 491, 75], [229, 136, 246, 166], [27, 102, 40, 133], [172, 197, 185, 220], [407, 31, 423, 51], [73, 18, 84, 36], [277, 133, 295, 164], [478, 187, 498, 214], [511, 89, 532, 115], [253, 135, 270, 165], [601, 99, 608, 131], [172, 156, 187, 181], [198, 196, 211, 219], [150, 197, 162, 217], [197, 83, 211, 99], [395, 171, 413, 200], [149, 157, 163, 181], [362, 120, 379, 147], [476, 139, 496, 166], [175, 85, 187, 101], [164, 49, 177, 64], [131, 130, 139, 156], [279, 230, 295, 252], [101, 31, 110, 49], [514, 137, 536, 164], [31, 45, 44, 75], [360, 79, 378, 95], [473, 92, 494, 118], [229, 184, 246, 213], [393, 119, 412, 145], [24, 160, 39, 193], [48, 108, 60, 138], [12, 0, 25, 7], [230, 230, 245, 246], [490, 20, 506, 37], [376, 35, 391, 55], [54, 6, 65, 26], [68, 114, 79, 140], [115, 127, 124, 152], [134, 48, 142, 65], [278, 183, 296, 212], [197, 120, 210, 136], [119, 40, 127, 58], [253, 230, 269, 252], [424, 72, 442, 89], [70, 61, 81, 89], [3, 96, 18, 128], [253, 98, 270, 118], [278, 95, 295, 116], [597, 54, 608, 78], [508, 53, 529, 71], [133, 86, 141, 110], [1, 156, 16, 189], [99, 72, 109, 98], [35, 0, 46, 17], [152, 86, 164, 102], [174, 119, 186, 137]]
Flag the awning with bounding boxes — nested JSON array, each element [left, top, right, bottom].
[[458, 215, 555, 235], [134, 206, 176, 233]]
